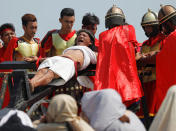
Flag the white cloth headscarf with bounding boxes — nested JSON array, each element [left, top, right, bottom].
[[0, 109, 33, 128], [81, 89, 146, 131], [37, 94, 94, 131], [149, 85, 176, 131]]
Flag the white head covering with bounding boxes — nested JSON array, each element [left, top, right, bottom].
[[0, 109, 33, 128], [149, 85, 176, 131], [37, 94, 94, 131], [46, 94, 78, 123], [81, 89, 146, 131]]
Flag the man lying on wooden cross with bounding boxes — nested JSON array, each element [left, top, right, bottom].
[[29, 29, 97, 91]]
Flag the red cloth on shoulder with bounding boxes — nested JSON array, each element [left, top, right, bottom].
[[155, 29, 176, 112], [1, 37, 18, 62], [94, 25, 143, 103], [59, 30, 76, 41]]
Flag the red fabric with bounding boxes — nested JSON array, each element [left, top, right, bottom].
[[40, 34, 53, 57], [0, 47, 6, 63], [41, 30, 76, 57], [2, 37, 18, 62], [0, 28, 12, 36], [0, 38, 17, 108], [0, 37, 40, 108], [137, 33, 165, 116], [155, 29, 176, 113], [136, 43, 143, 53], [143, 33, 165, 47], [94, 25, 143, 104], [136, 81, 156, 117], [59, 30, 76, 41]]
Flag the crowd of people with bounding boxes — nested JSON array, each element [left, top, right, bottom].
[[0, 3, 176, 131]]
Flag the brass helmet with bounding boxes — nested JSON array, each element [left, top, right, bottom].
[[141, 9, 159, 26], [105, 5, 125, 28], [158, 5, 176, 24]]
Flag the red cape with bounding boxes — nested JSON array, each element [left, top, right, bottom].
[[94, 25, 142, 102], [155, 29, 176, 112], [137, 33, 165, 117]]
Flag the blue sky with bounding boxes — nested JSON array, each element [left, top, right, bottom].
[[0, 0, 176, 42]]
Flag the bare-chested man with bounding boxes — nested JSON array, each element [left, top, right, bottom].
[[30, 29, 97, 91]]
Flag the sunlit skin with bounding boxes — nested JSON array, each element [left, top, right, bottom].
[[1, 30, 15, 48], [29, 31, 93, 91], [23, 21, 37, 41], [76, 32, 91, 47], [82, 24, 97, 35], [59, 16, 75, 34]]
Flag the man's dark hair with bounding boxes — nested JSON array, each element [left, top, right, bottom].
[[0, 23, 15, 36], [60, 8, 75, 18], [21, 14, 37, 26], [82, 13, 100, 26]]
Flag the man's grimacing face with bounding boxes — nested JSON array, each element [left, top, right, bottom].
[[76, 32, 91, 47]]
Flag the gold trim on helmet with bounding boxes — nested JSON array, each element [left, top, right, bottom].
[[105, 5, 125, 28], [105, 13, 125, 20], [141, 8, 159, 26], [158, 5, 176, 24]]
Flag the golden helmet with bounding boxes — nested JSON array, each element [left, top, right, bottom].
[[158, 5, 176, 24], [105, 5, 125, 28], [141, 9, 159, 26]]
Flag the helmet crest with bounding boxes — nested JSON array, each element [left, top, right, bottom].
[[141, 9, 159, 26]]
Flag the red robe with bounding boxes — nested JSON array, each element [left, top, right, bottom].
[[137, 33, 165, 117], [154, 29, 176, 113], [94, 25, 143, 105], [40, 30, 76, 57]]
